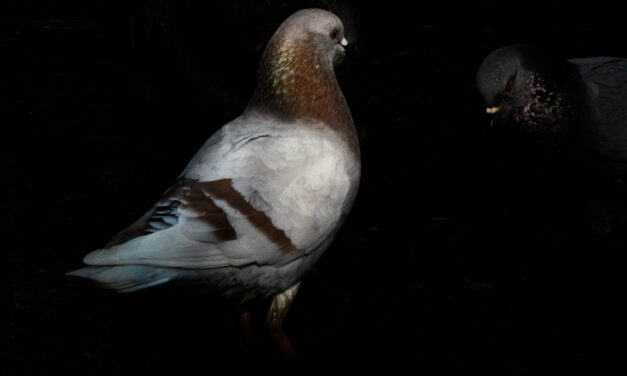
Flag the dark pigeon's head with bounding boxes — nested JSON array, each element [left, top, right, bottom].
[[476, 45, 577, 139]]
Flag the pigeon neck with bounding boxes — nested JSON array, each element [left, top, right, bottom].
[[512, 65, 578, 144], [246, 38, 356, 146]]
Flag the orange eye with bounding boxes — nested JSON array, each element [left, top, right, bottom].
[[505, 79, 515, 91], [329, 29, 338, 39]]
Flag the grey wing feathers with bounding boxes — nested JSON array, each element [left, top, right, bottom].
[[106, 201, 179, 248], [105, 179, 236, 248], [66, 265, 175, 293], [574, 58, 627, 163]]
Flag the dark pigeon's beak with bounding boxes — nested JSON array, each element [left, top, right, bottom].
[[485, 106, 500, 127], [486, 106, 500, 115]]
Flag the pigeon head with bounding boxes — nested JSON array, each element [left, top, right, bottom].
[[246, 8, 354, 139], [270, 8, 348, 65], [477, 45, 578, 140]]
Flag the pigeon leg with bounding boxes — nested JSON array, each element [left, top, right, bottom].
[[240, 311, 254, 346], [266, 282, 300, 356]]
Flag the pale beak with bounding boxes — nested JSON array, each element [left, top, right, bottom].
[[341, 38, 348, 47], [486, 107, 500, 114]]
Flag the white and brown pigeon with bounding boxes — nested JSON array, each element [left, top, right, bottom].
[[67, 8, 360, 355]]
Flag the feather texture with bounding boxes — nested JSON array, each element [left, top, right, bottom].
[[67, 10, 361, 332]]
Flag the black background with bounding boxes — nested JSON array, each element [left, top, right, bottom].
[[3, 0, 627, 374]]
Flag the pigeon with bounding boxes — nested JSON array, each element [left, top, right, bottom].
[[476, 44, 627, 183], [67, 8, 360, 356], [477, 44, 627, 231]]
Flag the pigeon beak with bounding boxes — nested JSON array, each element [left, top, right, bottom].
[[485, 107, 500, 127], [335, 38, 348, 54]]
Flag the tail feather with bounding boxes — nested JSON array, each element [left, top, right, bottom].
[[66, 265, 174, 293]]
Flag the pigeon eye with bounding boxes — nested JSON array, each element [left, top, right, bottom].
[[505, 79, 515, 91], [329, 29, 339, 39]]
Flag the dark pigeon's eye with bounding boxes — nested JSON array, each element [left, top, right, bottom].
[[329, 29, 338, 39], [505, 79, 515, 91]]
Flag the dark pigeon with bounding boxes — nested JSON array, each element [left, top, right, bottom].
[[477, 44, 627, 231]]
